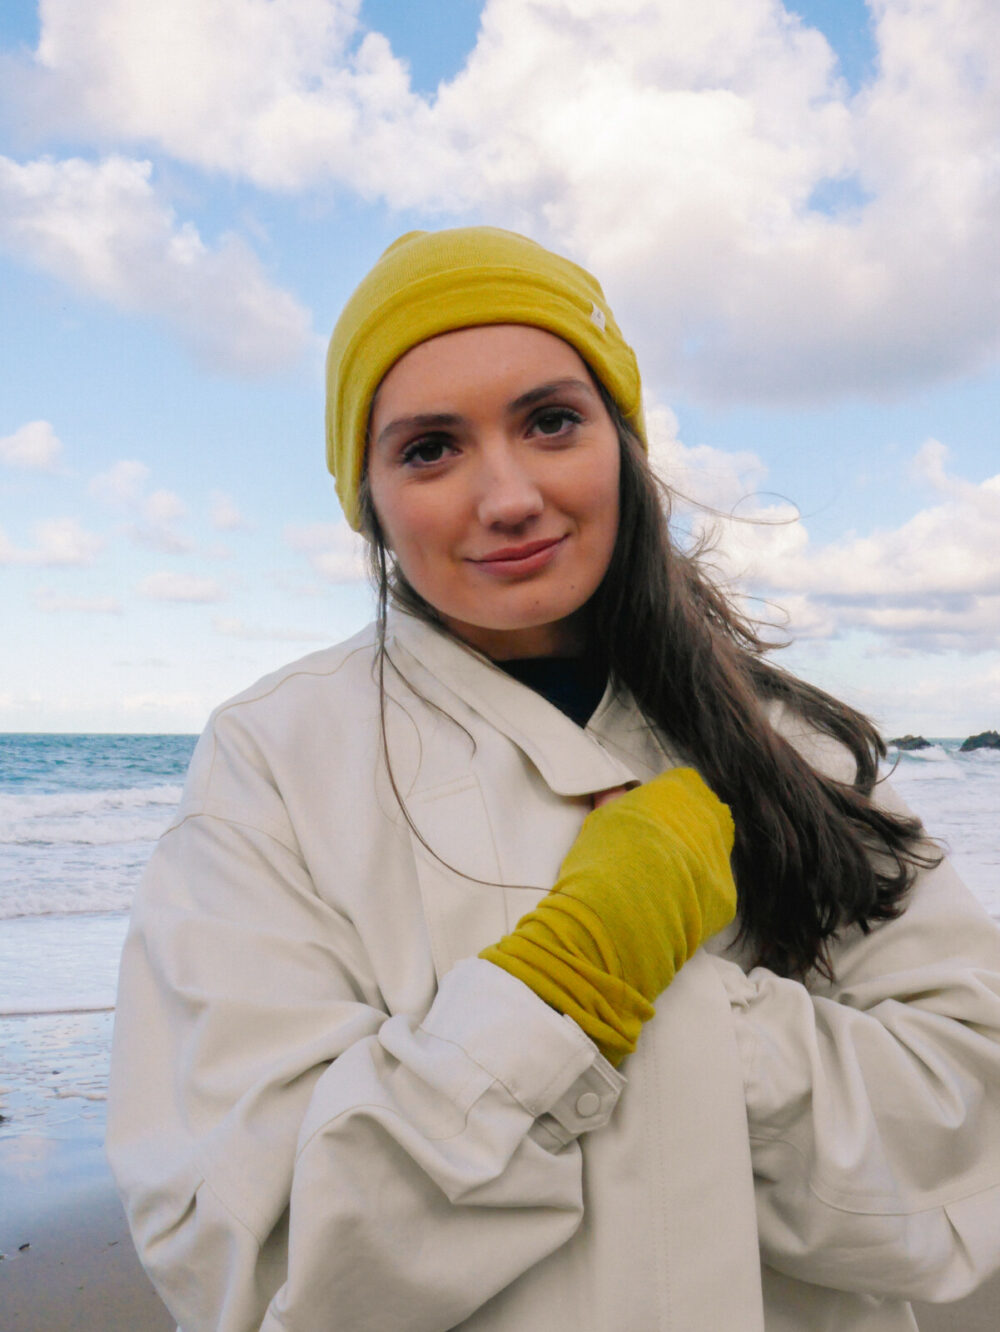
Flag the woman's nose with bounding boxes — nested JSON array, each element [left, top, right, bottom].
[[475, 445, 544, 528]]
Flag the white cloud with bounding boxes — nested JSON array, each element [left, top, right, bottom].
[[34, 585, 122, 613], [128, 487, 193, 552], [0, 153, 312, 374], [742, 591, 838, 645], [459, 0, 1000, 403], [0, 517, 103, 566], [832, 652, 1000, 740], [17, 0, 410, 189], [39, 518, 102, 565], [646, 402, 769, 516], [137, 571, 225, 602], [12, 0, 997, 400], [34, 518, 98, 565], [710, 443, 1000, 652], [284, 520, 368, 583], [0, 420, 63, 469], [88, 463, 194, 550], [210, 491, 247, 531], [143, 489, 185, 524], [89, 459, 151, 504]]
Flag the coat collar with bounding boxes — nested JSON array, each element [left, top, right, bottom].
[[387, 611, 677, 796]]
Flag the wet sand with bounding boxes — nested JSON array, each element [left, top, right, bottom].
[[0, 1012, 172, 1330]]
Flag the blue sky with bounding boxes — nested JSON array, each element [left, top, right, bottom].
[[1, 0, 998, 736]]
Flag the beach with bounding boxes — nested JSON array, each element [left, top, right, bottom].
[[0, 735, 189, 1327], [0, 1011, 173, 1329], [1, 732, 998, 1328]]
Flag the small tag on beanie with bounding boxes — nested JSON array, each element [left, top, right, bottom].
[[590, 302, 606, 332]]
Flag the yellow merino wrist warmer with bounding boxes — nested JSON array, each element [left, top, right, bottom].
[[480, 768, 737, 1065]]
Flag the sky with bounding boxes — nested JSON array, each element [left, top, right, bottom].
[[0, 0, 998, 738]]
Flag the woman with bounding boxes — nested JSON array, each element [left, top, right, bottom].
[[107, 227, 1000, 1331]]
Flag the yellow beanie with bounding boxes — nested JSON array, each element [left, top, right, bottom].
[[325, 226, 646, 529]]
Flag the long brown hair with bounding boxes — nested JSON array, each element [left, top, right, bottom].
[[358, 392, 939, 982]]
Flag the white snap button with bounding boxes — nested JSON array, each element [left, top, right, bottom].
[[576, 1091, 601, 1117]]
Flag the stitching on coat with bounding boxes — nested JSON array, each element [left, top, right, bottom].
[[192, 1166, 270, 1249], [161, 806, 305, 859]]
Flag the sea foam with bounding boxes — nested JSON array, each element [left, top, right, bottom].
[[0, 783, 182, 846]]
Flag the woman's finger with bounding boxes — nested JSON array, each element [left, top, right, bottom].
[[591, 784, 630, 809]]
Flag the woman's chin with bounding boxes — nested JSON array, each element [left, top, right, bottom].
[[440, 607, 589, 660]]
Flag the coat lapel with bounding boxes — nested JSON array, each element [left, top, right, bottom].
[[386, 612, 693, 980], [389, 612, 644, 795]]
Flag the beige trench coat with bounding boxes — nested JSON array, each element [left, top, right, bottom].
[[107, 612, 1000, 1331]]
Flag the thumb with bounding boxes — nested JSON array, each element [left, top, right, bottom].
[[591, 783, 636, 810]]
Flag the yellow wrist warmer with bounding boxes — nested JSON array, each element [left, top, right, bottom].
[[480, 768, 737, 1065]]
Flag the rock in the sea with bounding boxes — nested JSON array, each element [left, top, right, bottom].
[[889, 734, 932, 751], [959, 730, 1000, 752]]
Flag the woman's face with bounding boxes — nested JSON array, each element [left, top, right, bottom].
[[367, 324, 621, 659]]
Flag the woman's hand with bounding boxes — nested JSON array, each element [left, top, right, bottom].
[[555, 768, 737, 1000], [482, 768, 738, 1063], [591, 783, 632, 809]]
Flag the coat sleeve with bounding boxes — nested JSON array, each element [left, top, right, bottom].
[[106, 724, 624, 1332], [712, 776, 1000, 1304]]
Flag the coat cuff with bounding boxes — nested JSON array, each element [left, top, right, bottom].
[[421, 958, 624, 1132]]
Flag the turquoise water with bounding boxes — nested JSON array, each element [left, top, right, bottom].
[[0, 734, 196, 922], [0, 733, 197, 796], [0, 732, 996, 1013]]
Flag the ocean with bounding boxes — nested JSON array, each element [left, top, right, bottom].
[[0, 734, 196, 1015], [1, 732, 998, 1018]]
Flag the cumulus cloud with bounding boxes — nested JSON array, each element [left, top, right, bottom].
[[0, 153, 312, 374], [284, 520, 367, 583], [0, 517, 103, 565], [443, 0, 1000, 403], [711, 442, 1000, 653], [210, 491, 247, 531], [137, 571, 225, 602], [128, 488, 193, 553], [749, 593, 837, 644], [8, 0, 998, 399], [88, 459, 150, 504], [646, 402, 770, 516], [15, 0, 413, 189], [841, 654, 1000, 739], [0, 419, 63, 469], [88, 462, 194, 550]]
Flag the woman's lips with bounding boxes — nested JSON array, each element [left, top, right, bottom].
[[470, 536, 567, 575]]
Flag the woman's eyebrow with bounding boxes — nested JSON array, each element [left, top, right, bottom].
[[375, 412, 462, 447], [508, 378, 596, 413]]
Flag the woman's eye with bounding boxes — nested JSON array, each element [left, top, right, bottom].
[[400, 436, 452, 466], [532, 407, 583, 437]]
